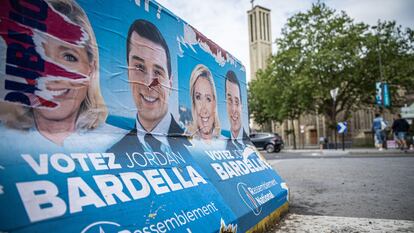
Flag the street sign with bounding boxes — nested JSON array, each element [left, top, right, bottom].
[[337, 122, 348, 151], [337, 122, 347, 134], [300, 125, 305, 134], [330, 88, 339, 101]]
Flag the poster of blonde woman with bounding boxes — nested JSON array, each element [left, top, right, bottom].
[[0, 0, 124, 154], [187, 64, 221, 141]]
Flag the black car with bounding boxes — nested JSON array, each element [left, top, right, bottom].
[[250, 132, 284, 153]]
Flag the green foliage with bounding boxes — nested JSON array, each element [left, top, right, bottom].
[[248, 2, 414, 128], [367, 21, 414, 106]]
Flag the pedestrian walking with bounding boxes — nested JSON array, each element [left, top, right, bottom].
[[372, 113, 387, 151], [391, 113, 410, 151]]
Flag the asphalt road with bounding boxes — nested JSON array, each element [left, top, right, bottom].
[[266, 151, 414, 221]]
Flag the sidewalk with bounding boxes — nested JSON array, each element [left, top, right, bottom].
[[273, 214, 414, 233], [282, 147, 414, 156]]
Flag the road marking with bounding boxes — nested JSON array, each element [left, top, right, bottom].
[[274, 214, 414, 232]]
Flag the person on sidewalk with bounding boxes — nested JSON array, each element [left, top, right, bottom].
[[372, 113, 387, 151], [391, 113, 410, 151]]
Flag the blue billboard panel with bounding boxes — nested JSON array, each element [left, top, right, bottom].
[[0, 0, 288, 232]]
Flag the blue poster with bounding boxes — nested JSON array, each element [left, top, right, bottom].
[[375, 82, 383, 106], [376, 82, 391, 107], [0, 0, 288, 232], [383, 83, 390, 107]]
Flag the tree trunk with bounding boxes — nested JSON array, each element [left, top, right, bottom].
[[291, 119, 297, 149], [298, 117, 304, 149], [328, 101, 337, 149]]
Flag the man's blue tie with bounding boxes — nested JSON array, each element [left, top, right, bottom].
[[145, 133, 161, 152], [233, 139, 243, 151]]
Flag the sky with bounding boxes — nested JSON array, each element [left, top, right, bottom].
[[156, 0, 414, 82]]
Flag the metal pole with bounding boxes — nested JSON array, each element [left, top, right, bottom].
[[316, 109, 320, 141], [333, 100, 337, 150], [335, 130, 338, 150], [373, 24, 384, 109], [377, 26, 383, 82], [342, 132, 345, 151]]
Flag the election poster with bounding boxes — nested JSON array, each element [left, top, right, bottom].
[[0, 0, 288, 232]]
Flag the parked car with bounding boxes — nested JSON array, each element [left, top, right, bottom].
[[249, 132, 284, 153]]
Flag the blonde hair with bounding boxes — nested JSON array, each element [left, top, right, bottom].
[[188, 64, 221, 139], [0, 0, 107, 130]]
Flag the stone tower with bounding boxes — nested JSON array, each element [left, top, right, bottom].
[[247, 5, 272, 80]]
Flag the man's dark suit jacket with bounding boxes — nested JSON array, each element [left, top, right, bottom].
[[225, 128, 251, 152], [107, 115, 191, 159]]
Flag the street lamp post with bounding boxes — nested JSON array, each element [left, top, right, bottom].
[[330, 88, 339, 150], [373, 23, 386, 108], [374, 24, 384, 83]]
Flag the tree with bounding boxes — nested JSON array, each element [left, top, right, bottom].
[[249, 48, 312, 149], [248, 72, 272, 127], [249, 2, 414, 143], [367, 21, 414, 107]]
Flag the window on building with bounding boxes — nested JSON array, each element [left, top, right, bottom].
[[259, 11, 262, 40], [263, 12, 266, 40], [254, 12, 257, 41], [266, 14, 270, 42], [250, 14, 253, 42]]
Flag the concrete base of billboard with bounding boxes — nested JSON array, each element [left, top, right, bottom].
[[247, 202, 289, 233]]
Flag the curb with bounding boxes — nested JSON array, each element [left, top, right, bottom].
[[282, 149, 414, 155], [247, 202, 289, 233], [273, 214, 414, 233]]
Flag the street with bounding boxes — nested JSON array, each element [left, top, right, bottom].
[[265, 150, 414, 232]]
